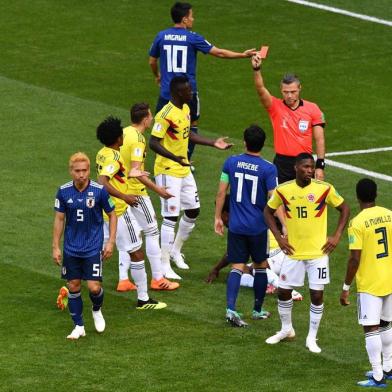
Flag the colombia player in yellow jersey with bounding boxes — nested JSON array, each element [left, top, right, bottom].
[[96, 116, 166, 310], [340, 179, 392, 388], [149, 76, 232, 273], [119, 103, 179, 290], [264, 153, 349, 353]]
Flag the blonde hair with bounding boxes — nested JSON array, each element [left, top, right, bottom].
[[69, 152, 90, 168]]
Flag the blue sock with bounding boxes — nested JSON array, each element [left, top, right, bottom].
[[226, 268, 243, 311], [89, 287, 104, 311], [253, 268, 268, 312], [68, 291, 83, 326]]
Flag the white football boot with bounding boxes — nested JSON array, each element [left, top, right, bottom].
[[67, 325, 86, 340], [92, 309, 106, 333]]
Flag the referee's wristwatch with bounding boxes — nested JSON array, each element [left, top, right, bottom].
[[316, 158, 325, 170]]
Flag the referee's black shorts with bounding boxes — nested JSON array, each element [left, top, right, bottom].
[[273, 154, 296, 184]]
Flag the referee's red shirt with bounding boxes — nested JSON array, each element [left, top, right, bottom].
[[267, 96, 325, 156]]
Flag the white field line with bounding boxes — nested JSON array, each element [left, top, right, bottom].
[[285, 0, 392, 27], [326, 159, 392, 182], [326, 147, 392, 157]]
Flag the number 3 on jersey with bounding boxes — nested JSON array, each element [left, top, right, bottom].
[[163, 45, 188, 72]]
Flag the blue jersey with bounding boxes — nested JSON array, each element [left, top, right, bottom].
[[54, 180, 114, 258], [222, 154, 278, 235], [149, 27, 213, 100]]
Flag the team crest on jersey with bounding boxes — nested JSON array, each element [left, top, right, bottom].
[[86, 197, 95, 208], [307, 193, 315, 202], [298, 120, 309, 132]]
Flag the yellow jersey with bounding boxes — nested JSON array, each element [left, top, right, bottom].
[[348, 206, 392, 296], [120, 125, 148, 196], [268, 179, 344, 260], [269, 230, 279, 250], [151, 101, 191, 178], [96, 146, 128, 217]]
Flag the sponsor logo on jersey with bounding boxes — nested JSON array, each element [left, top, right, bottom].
[[298, 120, 309, 132], [307, 193, 315, 202], [86, 197, 95, 208], [66, 198, 73, 204]]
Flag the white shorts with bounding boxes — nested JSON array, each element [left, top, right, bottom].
[[155, 173, 200, 217], [357, 292, 392, 326], [104, 206, 142, 253], [278, 255, 329, 289], [130, 195, 158, 233], [268, 248, 285, 276]]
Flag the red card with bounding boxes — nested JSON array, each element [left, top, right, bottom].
[[259, 46, 269, 59]]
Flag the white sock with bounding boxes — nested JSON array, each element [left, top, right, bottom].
[[365, 331, 383, 381], [118, 251, 131, 281], [130, 260, 149, 301], [380, 322, 392, 372], [267, 268, 279, 288], [307, 303, 324, 340], [278, 298, 293, 333], [171, 215, 196, 255], [144, 225, 163, 280], [161, 218, 176, 257]]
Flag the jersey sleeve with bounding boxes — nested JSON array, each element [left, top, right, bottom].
[[265, 164, 278, 192], [266, 96, 280, 115], [326, 184, 344, 208], [348, 219, 363, 250], [100, 188, 115, 214], [130, 141, 145, 163], [98, 159, 120, 180], [190, 32, 213, 54], [220, 158, 231, 182], [267, 188, 283, 210], [311, 104, 326, 127], [149, 33, 161, 58], [151, 117, 169, 139], [54, 188, 65, 213]]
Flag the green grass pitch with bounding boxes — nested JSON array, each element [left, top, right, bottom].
[[1, 1, 392, 391]]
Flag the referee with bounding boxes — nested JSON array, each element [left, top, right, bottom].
[[251, 54, 326, 183]]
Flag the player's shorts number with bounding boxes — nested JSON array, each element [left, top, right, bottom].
[[77, 209, 84, 222], [234, 172, 258, 204], [317, 267, 327, 279], [375, 227, 389, 259], [92, 263, 102, 277], [163, 45, 188, 73]]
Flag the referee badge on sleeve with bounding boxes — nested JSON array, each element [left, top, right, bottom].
[[86, 197, 95, 208]]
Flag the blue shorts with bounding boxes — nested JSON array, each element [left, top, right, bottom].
[[227, 230, 268, 264], [61, 252, 103, 281], [156, 92, 200, 122]]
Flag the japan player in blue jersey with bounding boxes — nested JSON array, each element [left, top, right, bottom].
[[215, 125, 278, 327], [52, 152, 117, 340], [149, 2, 256, 160]]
